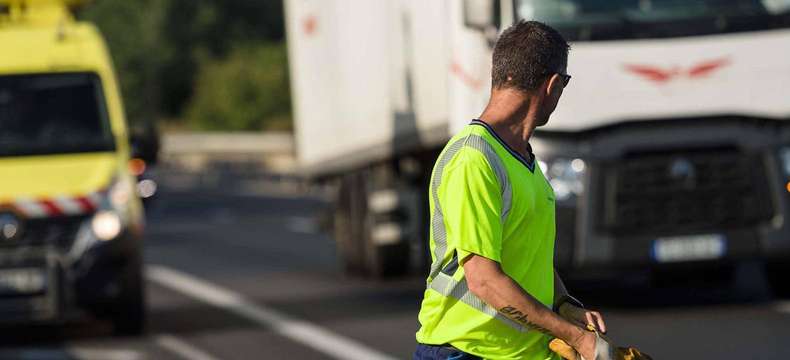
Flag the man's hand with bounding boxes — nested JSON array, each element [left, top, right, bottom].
[[557, 330, 615, 360], [559, 303, 607, 334], [567, 331, 596, 360]]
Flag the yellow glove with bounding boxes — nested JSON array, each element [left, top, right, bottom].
[[549, 338, 580, 360], [549, 325, 653, 360]]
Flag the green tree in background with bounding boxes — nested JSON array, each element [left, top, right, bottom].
[[80, 0, 173, 126], [80, 0, 289, 131], [186, 43, 291, 131]]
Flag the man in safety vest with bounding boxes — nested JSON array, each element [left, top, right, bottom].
[[415, 21, 608, 360]]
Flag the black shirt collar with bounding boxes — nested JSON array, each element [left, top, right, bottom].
[[470, 119, 536, 172]]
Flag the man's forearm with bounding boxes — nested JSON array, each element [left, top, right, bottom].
[[465, 259, 585, 345], [486, 272, 583, 342]]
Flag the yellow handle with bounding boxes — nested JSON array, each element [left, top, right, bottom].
[[548, 338, 579, 360]]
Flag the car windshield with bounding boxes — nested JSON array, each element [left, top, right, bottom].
[[515, 0, 790, 41], [0, 72, 115, 157]]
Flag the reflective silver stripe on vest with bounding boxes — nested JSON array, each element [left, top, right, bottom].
[[427, 134, 522, 331], [429, 273, 527, 332], [428, 139, 465, 281]]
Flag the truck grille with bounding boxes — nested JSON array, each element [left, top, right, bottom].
[[4, 215, 88, 250], [600, 147, 773, 236]]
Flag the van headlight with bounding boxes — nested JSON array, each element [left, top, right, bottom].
[[67, 177, 134, 260], [92, 177, 133, 241], [539, 158, 586, 201], [92, 210, 122, 241]]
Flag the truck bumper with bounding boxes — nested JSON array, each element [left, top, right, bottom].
[[556, 186, 790, 275], [539, 118, 790, 276]]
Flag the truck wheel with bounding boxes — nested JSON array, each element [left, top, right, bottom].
[[334, 171, 410, 278], [766, 262, 790, 298], [366, 241, 410, 278], [110, 258, 147, 336], [334, 173, 368, 274]]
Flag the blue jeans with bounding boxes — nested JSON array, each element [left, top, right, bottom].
[[414, 343, 481, 360]]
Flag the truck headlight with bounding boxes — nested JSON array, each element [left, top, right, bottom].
[[92, 210, 122, 241], [779, 147, 790, 176], [539, 158, 586, 201]]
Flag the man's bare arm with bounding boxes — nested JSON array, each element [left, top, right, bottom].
[[464, 255, 595, 358]]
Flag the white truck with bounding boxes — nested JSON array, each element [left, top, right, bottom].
[[285, 0, 790, 292]]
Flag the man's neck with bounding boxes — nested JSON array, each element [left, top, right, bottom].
[[478, 89, 538, 158]]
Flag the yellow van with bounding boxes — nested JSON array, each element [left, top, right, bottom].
[[0, 0, 145, 334]]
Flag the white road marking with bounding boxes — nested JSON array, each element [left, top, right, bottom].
[[67, 347, 142, 360], [773, 301, 790, 313], [146, 265, 395, 360], [156, 334, 220, 360], [285, 216, 318, 234]]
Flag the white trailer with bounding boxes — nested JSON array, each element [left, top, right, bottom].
[[286, 0, 790, 293]]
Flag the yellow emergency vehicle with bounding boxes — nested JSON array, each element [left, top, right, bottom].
[[0, 0, 146, 334]]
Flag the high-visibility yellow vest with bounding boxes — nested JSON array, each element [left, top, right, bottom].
[[416, 120, 560, 360]]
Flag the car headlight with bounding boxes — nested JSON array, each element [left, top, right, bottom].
[[67, 177, 134, 260], [91, 176, 133, 241], [779, 147, 790, 176], [91, 210, 122, 241], [539, 158, 586, 201]]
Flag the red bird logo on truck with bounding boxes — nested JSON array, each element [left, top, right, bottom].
[[624, 58, 730, 83], [303, 14, 318, 36]]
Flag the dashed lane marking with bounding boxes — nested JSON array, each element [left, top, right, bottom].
[[67, 348, 142, 360], [156, 334, 220, 360], [146, 265, 396, 360], [774, 301, 790, 314], [285, 216, 319, 234]]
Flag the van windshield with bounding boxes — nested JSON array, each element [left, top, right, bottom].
[[0, 73, 115, 157], [515, 0, 790, 41]]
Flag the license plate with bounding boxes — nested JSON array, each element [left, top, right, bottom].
[[652, 234, 726, 263], [0, 268, 47, 295]]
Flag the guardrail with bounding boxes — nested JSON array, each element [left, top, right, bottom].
[[161, 132, 296, 174]]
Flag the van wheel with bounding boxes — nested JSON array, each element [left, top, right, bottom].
[[766, 262, 790, 298], [110, 258, 147, 336]]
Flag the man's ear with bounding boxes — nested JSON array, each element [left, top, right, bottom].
[[545, 73, 563, 96]]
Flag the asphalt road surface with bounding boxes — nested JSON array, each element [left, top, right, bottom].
[[1, 170, 789, 360]]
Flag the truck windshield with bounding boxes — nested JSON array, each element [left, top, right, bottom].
[[516, 0, 790, 41], [0, 73, 115, 157]]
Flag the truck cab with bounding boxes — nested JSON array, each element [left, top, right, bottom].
[[0, 0, 146, 333], [286, 0, 790, 294], [456, 0, 790, 291]]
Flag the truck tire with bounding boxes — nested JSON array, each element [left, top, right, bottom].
[[766, 262, 790, 298], [334, 173, 367, 274], [334, 171, 410, 278], [110, 257, 147, 336]]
